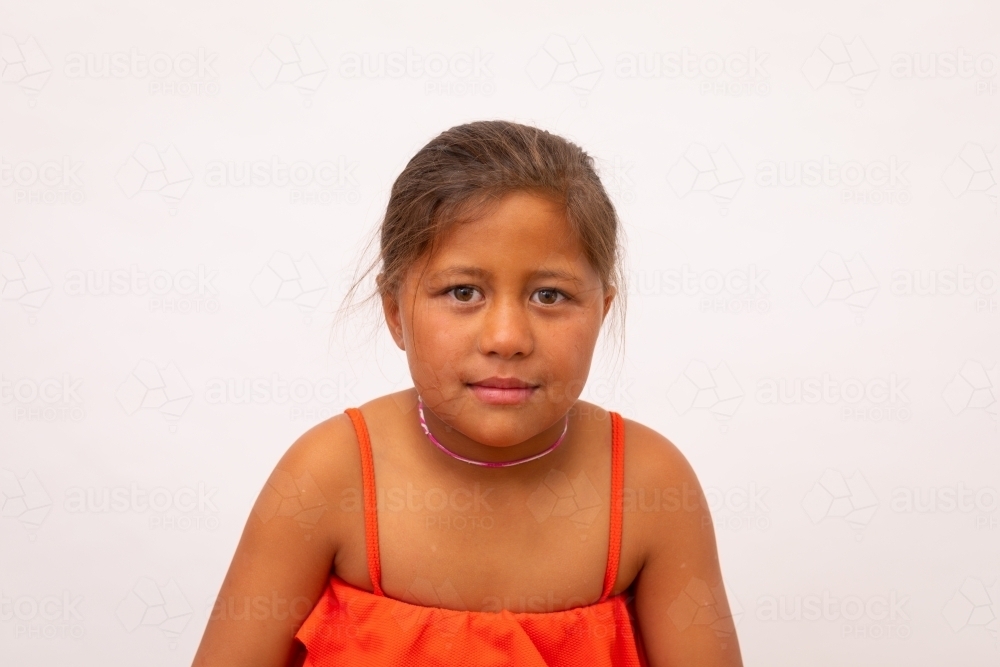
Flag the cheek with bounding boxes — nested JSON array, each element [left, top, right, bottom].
[[542, 322, 598, 366], [407, 322, 467, 378], [410, 312, 466, 352]]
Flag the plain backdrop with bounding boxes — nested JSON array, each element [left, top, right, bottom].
[[2, 1, 999, 665]]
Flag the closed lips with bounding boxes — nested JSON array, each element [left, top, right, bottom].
[[469, 378, 538, 388]]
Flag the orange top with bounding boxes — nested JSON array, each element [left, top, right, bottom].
[[294, 408, 649, 666]]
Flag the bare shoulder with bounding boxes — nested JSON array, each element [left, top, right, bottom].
[[271, 389, 415, 507], [252, 411, 365, 552], [615, 415, 712, 569], [571, 402, 699, 489], [613, 417, 743, 665], [618, 415, 701, 490], [191, 412, 368, 667], [274, 411, 363, 488]]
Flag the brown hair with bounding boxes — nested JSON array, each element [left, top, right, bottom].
[[332, 120, 628, 369]]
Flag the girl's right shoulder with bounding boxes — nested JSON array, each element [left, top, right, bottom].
[[274, 410, 364, 491], [251, 410, 367, 553], [277, 393, 406, 485]]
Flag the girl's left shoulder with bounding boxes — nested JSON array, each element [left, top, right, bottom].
[[616, 415, 716, 550], [611, 415, 743, 666], [617, 414, 704, 493]]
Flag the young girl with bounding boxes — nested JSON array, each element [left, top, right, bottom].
[[192, 121, 743, 666]]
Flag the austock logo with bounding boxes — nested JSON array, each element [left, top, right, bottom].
[[891, 266, 997, 297], [668, 578, 742, 637], [338, 481, 495, 531], [891, 49, 998, 95], [891, 484, 998, 531], [251, 35, 327, 103], [802, 34, 878, 106], [0, 252, 52, 322], [63, 482, 220, 531], [756, 373, 911, 423], [942, 143, 997, 210], [0, 34, 52, 102], [701, 483, 770, 532], [1, 156, 85, 204], [597, 156, 636, 206], [64, 47, 220, 96], [615, 47, 769, 97], [526, 35, 603, 99], [0, 469, 52, 538], [1, 588, 86, 640], [390, 577, 467, 637], [755, 590, 910, 640], [254, 470, 328, 536], [942, 361, 998, 420], [666, 360, 743, 430], [338, 47, 494, 97], [666, 143, 743, 213], [755, 156, 910, 205], [116, 577, 192, 649], [1, 373, 86, 423], [628, 264, 770, 315], [250, 252, 328, 323], [204, 374, 360, 422], [64, 264, 221, 315], [801, 469, 878, 540], [526, 469, 602, 532], [116, 360, 193, 431], [203, 156, 360, 205], [943, 577, 999, 639], [802, 251, 879, 323], [116, 143, 193, 213]]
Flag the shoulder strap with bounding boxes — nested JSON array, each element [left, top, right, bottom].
[[343, 407, 383, 596], [599, 411, 625, 602]]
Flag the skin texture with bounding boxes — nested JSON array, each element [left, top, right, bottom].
[[191, 191, 743, 666]]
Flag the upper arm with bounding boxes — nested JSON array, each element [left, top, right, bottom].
[[628, 424, 744, 667], [191, 414, 361, 667]]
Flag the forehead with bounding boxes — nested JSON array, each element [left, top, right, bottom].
[[423, 191, 591, 276]]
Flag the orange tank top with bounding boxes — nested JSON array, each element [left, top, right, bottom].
[[294, 408, 650, 666]]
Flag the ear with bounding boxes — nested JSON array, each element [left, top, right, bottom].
[[378, 273, 406, 351], [602, 285, 617, 320]]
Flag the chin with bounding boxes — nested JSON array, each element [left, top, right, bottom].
[[465, 412, 549, 444]]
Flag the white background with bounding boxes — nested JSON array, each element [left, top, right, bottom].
[[2, 1, 999, 665]]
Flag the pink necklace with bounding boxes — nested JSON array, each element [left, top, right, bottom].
[[416, 395, 569, 468]]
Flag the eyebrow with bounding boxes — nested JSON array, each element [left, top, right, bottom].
[[430, 266, 582, 283]]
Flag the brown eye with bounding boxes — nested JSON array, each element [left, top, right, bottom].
[[452, 286, 477, 302], [535, 289, 562, 305]]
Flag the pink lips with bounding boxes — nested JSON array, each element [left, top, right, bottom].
[[467, 377, 538, 405]]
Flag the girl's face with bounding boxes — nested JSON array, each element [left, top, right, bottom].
[[383, 190, 615, 451]]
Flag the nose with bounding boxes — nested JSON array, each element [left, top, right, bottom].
[[476, 294, 534, 359]]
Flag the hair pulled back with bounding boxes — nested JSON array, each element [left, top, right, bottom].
[[334, 120, 627, 367]]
